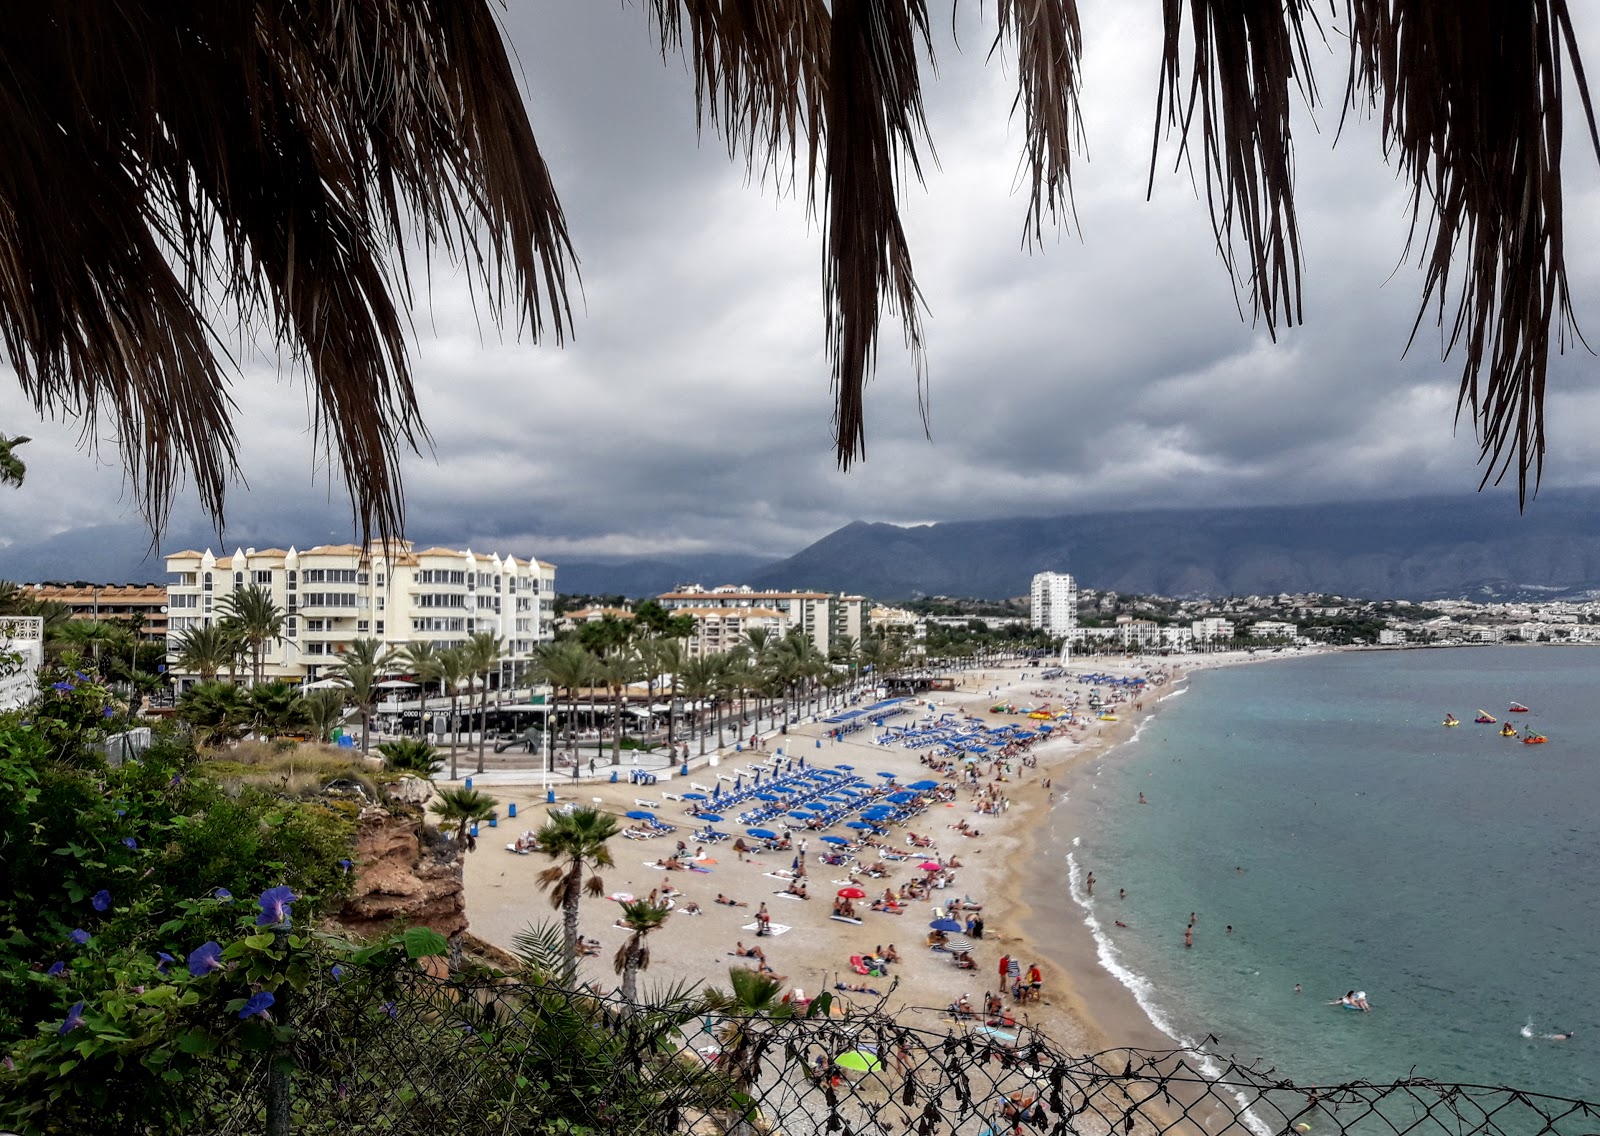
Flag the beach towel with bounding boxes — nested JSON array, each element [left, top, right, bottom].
[[741, 922, 791, 936], [764, 871, 797, 881], [772, 891, 807, 901], [690, 865, 713, 873], [830, 915, 864, 925]]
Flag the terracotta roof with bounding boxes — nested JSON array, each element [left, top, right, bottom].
[[164, 550, 204, 560]]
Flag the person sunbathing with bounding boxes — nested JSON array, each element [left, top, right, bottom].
[[681, 901, 702, 914], [884, 944, 902, 963], [784, 880, 809, 899], [714, 894, 749, 907], [731, 942, 765, 960], [949, 993, 975, 1018]]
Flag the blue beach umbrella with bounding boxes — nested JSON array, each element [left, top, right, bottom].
[[625, 810, 656, 820], [876, 771, 897, 779], [819, 835, 850, 845], [682, 792, 709, 801], [754, 792, 780, 802], [801, 803, 830, 813], [846, 821, 876, 831], [697, 813, 724, 823], [887, 791, 918, 803], [712, 785, 722, 799], [929, 918, 963, 932], [836, 764, 855, 771], [821, 795, 849, 803], [908, 780, 939, 791], [788, 811, 812, 820], [746, 828, 778, 840]]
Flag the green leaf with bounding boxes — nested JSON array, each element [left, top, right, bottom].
[[402, 926, 449, 959], [244, 933, 276, 950], [286, 959, 310, 992], [177, 1029, 218, 1055], [58, 1060, 78, 1076]]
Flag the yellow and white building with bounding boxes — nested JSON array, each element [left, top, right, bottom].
[[164, 541, 555, 684]]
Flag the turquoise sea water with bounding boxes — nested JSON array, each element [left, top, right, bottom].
[[1059, 647, 1599, 1100]]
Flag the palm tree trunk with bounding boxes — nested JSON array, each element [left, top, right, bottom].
[[612, 686, 623, 765], [563, 870, 582, 962], [620, 943, 641, 1003], [361, 707, 372, 755], [475, 675, 488, 774], [448, 693, 460, 781]]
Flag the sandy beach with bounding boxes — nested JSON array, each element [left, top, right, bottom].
[[460, 651, 1312, 1053]]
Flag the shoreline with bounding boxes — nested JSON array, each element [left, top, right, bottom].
[[457, 649, 1325, 1065]]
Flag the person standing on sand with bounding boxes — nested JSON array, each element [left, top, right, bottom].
[[999, 953, 1011, 986]]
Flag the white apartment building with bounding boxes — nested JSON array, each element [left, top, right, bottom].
[[165, 541, 556, 685], [1029, 572, 1078, 639], [1191, 618, 1235, 643], [1, 616, 44, 711], [674, 606, 790, 658], [657, 585, 865, 656], [1248, 620, 1300, 641]]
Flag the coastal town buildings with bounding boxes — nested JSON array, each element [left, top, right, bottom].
[[674, 606, 790, 658], [163, 542, 556, 686], [24, 583, 169, 643], [1191, 617, 1235, 643], [657, 585, 865, 655], [1029, 571, 1078, 639]]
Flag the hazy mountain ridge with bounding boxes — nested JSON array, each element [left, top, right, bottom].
[[749, 493, 1600, 601]]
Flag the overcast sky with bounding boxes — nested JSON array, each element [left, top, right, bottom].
[[4, 1, 1600, 574]]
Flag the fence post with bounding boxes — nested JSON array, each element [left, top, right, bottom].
[[265, 928, 292, 1136]]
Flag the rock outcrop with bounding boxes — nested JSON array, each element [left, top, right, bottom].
[[336, 807, 467, 941]]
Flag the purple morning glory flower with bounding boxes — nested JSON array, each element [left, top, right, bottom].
[[46, 961, 66, 977], [50, 681, 75, 692], [102, 706, 115, 718], [331, 964, 346, 983], [122, 837, 137, 849], [91, 889, 112, 912], [213, 888, 233, 901], [188, 942, 223, 977], [337, 859, 353, 873], [58, 1002, 86, 1035], [74, 671, 91, 681], [381, 1001, 398, 1019], [237, 991, 275, 1020], [69, 929, 91, 946], [157, 951, 174, 976], [256, 887, 297, 927], [168, 774, 182, 788], [115, 809, 126, 816]]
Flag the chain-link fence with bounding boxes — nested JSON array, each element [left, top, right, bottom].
[[181, 966, 1599, 1136]]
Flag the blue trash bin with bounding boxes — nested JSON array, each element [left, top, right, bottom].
[[464, 777, 473, 790], [508, 803, 517, 818], [680, 763, 689, 777], [546, 789, 555, 804], [488, 816, 497, 828], [469, 823, 479, 837], [610, 770, 618, 783]]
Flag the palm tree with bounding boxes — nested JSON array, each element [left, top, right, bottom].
[[704, 966, 796, 1102], [534, 806, 620, 963], [175, 680, 251, 749], [248, 680, 309, 738], [0, 434, 28, 488], [429, 787, 498, 854], [653, 637, 687, 746], [534, 641, 596, 773], [217, 585, 283, 686], [463, 631, 504, 774], [377, 738, 444, 779], [328, 637, 398, 755], [51, 619, 120, 672], [172, 623, 237, 683], [401, 641, 445, 747], [435, 646, 470, 781], [302, 688, 349, 743], [599, 644, 642, 766], [612, 899, 671, 1003], [678, 654, 720, 756]]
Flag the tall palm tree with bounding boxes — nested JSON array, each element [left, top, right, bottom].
[[612, 899, 671, 1003], [653, 637, 686, 746], [216, 584, 283, 686], [678, 654, 720, 756], [172, 623, 237, 683], [599, 644, 642, 766], [704, 967, 796, 1101], [463, 630, 504, 774], [327, 637, 397, 755], [435, 646, 470, 781], [429, 787, 499, 853], [534, 641, 596, 773], [401, 641, 445, 747], [0, 434, 28, 488], [534, 806, 620, 963]]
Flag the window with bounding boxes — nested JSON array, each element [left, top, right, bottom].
[[170, 593, 198, 609], [507, 577, 517, 593], [376, 575, 386, 589], [253, 570, 273, 584], [411, 617, 466, 633], [418, 593, 466, 609], [287, 570, 297, 588], [376, 596, 385, 611], [286, 617, 297, 638], [375, 620, 385, 635], [234, 572, 243, 587], [306, 619, 326, 632], [357, 571, 370, 586], [305, 642, 326, 655], [301, 592, 357, 608], [178, 572, 197, 586], [357, 620, 370, 633], [203, 572, 213, 591], [302, 568, 357, 584], [417, 569, 466, 585]]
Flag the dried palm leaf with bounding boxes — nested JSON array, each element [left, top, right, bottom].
[[0, 0, 575, 540]]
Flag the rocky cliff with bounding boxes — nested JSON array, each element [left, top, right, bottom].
[[336, 806, 467, 941]]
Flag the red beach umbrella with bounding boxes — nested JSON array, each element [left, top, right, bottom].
[[920, 861, 943, 872], [836, 886, 867, 899]]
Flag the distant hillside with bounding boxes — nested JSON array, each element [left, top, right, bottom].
[[748, 492, 1600, 601], [553, 554, 774, 598]]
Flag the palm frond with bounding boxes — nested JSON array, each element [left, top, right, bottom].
[[511, 918, 578, 987], [993, 0, 1085, 247], [0, 0, 576, 541], [1344, 0, 1600, 502], [1151, 0, 1320, 336]]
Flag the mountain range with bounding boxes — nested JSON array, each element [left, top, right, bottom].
[[7, 491, 1600, 602]]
